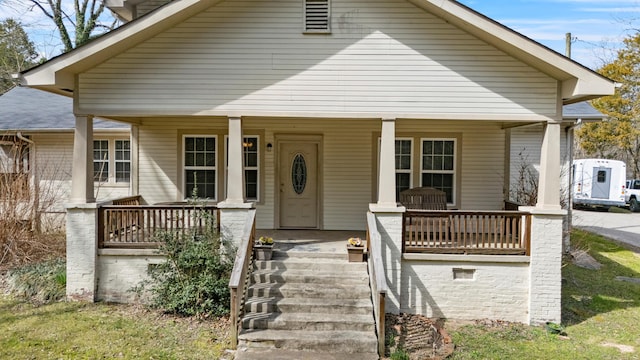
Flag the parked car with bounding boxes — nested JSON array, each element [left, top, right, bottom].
[[625, 179, 640, 212]]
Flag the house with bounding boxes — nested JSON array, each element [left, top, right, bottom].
[[0, 86, 131, 229], [19, 0, 614, 341]]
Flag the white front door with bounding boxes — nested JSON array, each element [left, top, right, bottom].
[[279, 141, 318, 228]]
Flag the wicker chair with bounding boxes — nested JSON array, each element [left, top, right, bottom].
[[399, 187, 448, 210]]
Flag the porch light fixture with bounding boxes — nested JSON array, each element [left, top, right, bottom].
[[266, 143, 273, 152]]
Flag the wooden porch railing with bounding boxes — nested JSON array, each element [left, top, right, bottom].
[[403, 210, 531, 255], [366, 212, 387, 359], [111, 195, 142, 206], [97, 203, 220, 248], [229, 209, 257, 349]]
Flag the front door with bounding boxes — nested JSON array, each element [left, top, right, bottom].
[[279, 141, 318, 228]]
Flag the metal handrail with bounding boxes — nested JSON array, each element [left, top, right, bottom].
[[366, 211, 387, 358]]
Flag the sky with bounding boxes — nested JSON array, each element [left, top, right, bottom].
[[1, 0, 639, 69]]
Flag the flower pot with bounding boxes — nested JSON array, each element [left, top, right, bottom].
[[347, 245, 365, 262], [254, 245, 274, 261]]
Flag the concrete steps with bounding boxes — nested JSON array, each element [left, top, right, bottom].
[[236, 250, 378, 359]]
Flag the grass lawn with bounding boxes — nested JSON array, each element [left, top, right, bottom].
[[449, 229, 640, 359], [0, 299, 231, 359], [1, 229, 638, 359]]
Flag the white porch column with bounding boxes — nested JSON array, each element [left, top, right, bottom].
[[224, 116, 245, 204], [218, 117, 254, 248], [527, 118, 564, 324], [370, 118, 405, 313], [536, 121, 562, 210], [67, 114, 97, 301], [373, 118, 399, 209], [70, 115, 95, 203]]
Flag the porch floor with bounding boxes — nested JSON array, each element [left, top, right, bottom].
[[254, 230, 366, 255]]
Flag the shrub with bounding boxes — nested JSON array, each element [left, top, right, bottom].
[[142, 213, 234, 318], [7, 257, 66, 304]]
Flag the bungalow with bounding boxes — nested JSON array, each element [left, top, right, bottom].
[[19, 0, 614, 350], [0, 86, 131, 229]]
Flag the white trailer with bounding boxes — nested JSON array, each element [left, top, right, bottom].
[[572, 159, 626, 208]]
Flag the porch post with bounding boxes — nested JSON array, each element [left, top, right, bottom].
[[224, 116, 245, 204], [527, 119, 565, 324], [370, 118, 405, 314], [375, 118, 398, 208], [70, 115, 95, 203], [536, 121, 562, 210], [66, 114, 97, 302], [218, 116, 254, 248]]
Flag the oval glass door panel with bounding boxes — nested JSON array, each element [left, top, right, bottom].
[[291, 153, 307, 194]]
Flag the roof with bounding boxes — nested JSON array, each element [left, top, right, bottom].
[[0, 87, 129, 131], [20, 0, 615, 104], [562, 102, 606, 121]]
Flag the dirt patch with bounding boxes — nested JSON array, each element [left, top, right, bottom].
[[385, 313, 454, 359], [601, 342, 635, 353]]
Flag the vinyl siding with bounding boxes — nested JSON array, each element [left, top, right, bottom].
[[30, 133, 131, 213], [509, 125, 570, 206], [79, 0, 557, 117], [137, 118, 507, 230]]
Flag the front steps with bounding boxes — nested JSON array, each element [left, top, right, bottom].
[[236, 249, 378, 359]]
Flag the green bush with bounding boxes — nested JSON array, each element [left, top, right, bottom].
[[7, 257, 66, 304], [143, 214, 234, 318]]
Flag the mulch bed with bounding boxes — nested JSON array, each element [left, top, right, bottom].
[[385, 313, 455, 359]]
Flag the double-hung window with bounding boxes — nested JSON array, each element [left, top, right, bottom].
[[421, 139, 456, 203], [243, 136, 259, 201], [93, 139, 131, 184], [184, 135, 217, 200], [395, 139, 412, 199], [93, 140, 110, 182]]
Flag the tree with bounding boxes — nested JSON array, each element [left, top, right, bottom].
[[0, 19, 38, 94], [26, 0, 115, 52], [577, 33, 640, 178]]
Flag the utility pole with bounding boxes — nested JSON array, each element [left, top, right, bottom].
[[566, 32, 572, 58]]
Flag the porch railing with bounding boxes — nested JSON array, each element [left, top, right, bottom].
[[366, 212, 387, 359], [229, 209, 257, 349], [97, 202, 220, 248], [403, 210, 531, 255]]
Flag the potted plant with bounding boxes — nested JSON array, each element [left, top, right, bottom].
[[254, 236, 274, 261], [346, 237, 365, 262]]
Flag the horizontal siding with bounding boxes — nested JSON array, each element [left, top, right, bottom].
[[30, 134, 129, 213], [137, 118, 509, 230], [79, 0, 557, 116], [509, 125, 570, 205]]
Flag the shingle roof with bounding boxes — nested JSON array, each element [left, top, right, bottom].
[[562, 102, 605, 120], [0, 86, 129, 131]]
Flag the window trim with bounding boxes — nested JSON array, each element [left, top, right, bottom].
[[93, 138, 131, 186], [420, 137, 457, 205], [182, 134, 218, 201], [372, 132, 461, 209]]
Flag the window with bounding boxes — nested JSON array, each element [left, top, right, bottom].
[[93, 139, 130, 184], [184, 135, 216, 199], [0, 137, 30, 196], [93, 140, 109, 182], [395, 139, 412, 199], [421, 139, 456, 203], [115, 140, 131, 183], [304, 0, 330, 33], [243, 136, 259, 201], [597, 170, 606, 183]]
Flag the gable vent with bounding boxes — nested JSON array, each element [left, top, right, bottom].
[[304, 0, 330, 33]]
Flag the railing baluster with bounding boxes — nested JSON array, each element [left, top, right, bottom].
[[400, 210, 530, 255]]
